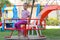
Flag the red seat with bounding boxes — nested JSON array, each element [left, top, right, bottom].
[[5, 28, 16, 30]]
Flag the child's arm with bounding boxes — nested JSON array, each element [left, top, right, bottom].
[[27, 11, 30, 23]]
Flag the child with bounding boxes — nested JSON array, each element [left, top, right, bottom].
[[15, 3, 30, 37]]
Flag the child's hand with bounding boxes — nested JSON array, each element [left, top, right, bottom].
[[27, 17, 30, 24]]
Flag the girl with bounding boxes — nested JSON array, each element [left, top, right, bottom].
[[15, 3, 30, 37]]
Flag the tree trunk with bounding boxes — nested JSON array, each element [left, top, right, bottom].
[[0, 7, 2, 17]]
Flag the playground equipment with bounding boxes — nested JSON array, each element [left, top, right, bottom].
[[1, 5, 18, 31], [31, 4, 41, 35], [1, 4, 6, 31], [40, 5, 60, 22], [4, 0, 60, 40], [0, 22, 2, 26], [4, 0, 46, 40], [13, 5, 18, 18]]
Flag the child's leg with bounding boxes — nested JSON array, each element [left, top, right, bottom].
[[15, 20, 27, 29], [23, 29, 28, 37], [15, 20, 27, 36], [18, 30, 23, 36]]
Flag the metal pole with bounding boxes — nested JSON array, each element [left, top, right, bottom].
[[30, 0, 35, 19], [27, 0, 35, 35]]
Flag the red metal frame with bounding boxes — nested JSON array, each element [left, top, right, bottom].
[[4, 18, 46, 38], [4, 18, 46, 29]]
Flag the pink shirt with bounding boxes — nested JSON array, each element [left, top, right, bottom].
[[21, 10, 30, 19]]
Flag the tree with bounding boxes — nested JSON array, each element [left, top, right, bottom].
[[0, 0, 11, 17]]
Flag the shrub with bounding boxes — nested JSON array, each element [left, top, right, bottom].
[[0, 17, 1, 22], [46, 18, 59, 26]]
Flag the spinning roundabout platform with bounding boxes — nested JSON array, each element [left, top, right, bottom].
[[5, 35, 46, 40]]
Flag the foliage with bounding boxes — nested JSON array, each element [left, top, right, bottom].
[[0, 0, 11, 9], [40, 6, 44, 11], [46, 17, 60, 26], [0, 0, 11, 17], [0, 17, 1, 22]]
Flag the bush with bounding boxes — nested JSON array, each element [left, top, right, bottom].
[[46, 18, 60, 26], [0, 17, 1, 22]]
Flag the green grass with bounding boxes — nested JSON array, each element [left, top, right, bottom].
[[0, 29, 60, 40], [42, 29, 60, 40]]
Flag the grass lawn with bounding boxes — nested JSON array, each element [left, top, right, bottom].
[[0, 29, 60, 40], [42, 29, 60, 40]]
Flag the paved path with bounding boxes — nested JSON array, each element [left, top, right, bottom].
[[5, 35, 46, 40]]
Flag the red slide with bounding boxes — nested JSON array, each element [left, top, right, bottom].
[[40, 5, 60, 22]]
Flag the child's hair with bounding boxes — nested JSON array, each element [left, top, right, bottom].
[[24, 3, 28, 6]]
